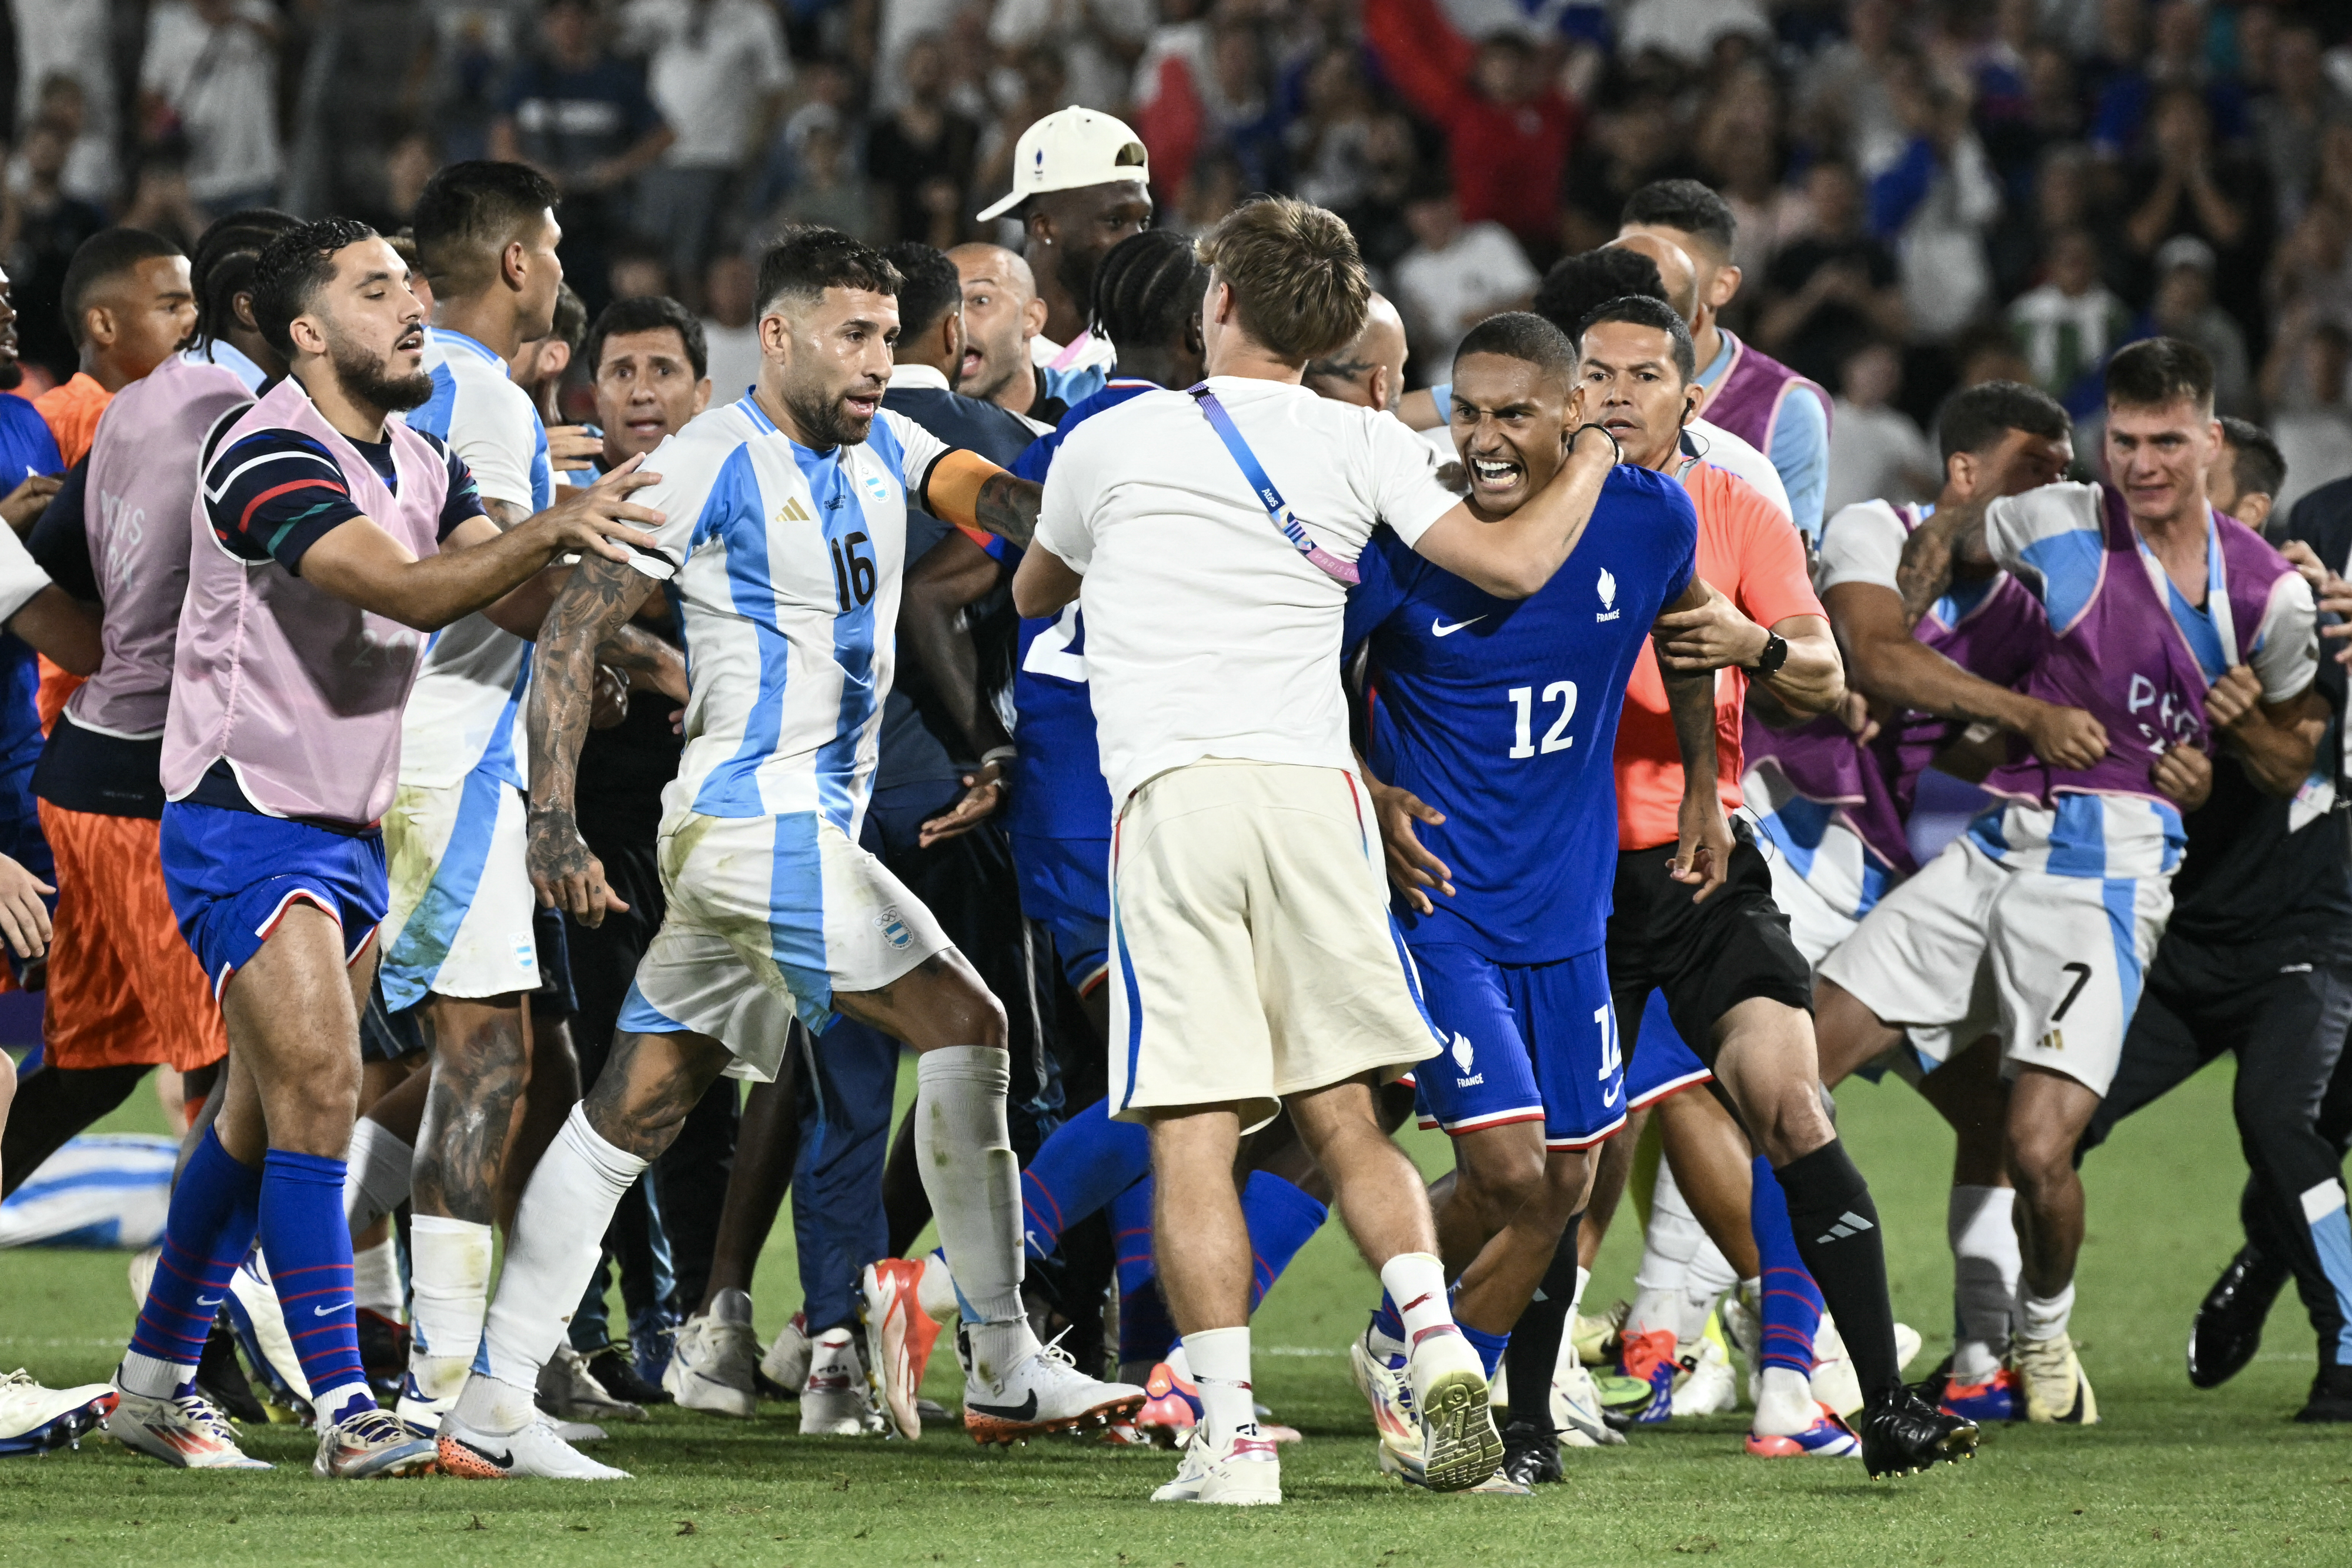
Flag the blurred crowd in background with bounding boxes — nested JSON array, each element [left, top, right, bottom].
[[6, 0, 2352, 509]]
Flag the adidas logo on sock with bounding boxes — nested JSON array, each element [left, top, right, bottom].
[[1815, 1211, 1876, 1243]]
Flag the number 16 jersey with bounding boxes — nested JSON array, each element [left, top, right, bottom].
[[1344, 463, 1698, 962], [635, 394, 948, 837]]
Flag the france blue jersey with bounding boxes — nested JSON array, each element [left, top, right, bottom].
[[1345, 463, 1699, 962], [1003, 379, 1156, 847]]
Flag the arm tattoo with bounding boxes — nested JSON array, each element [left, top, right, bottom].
[[527, 553, 654, 877], [1661, 663, 1720, 794], [483, 497, 530, 534], [596, 621, 681, 683], [1894, 497, 1991, 630], [973, 472, 1040, 547]]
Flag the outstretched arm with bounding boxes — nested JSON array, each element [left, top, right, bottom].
[[526, 551, 662, 924], [302, 462, 663, 633]]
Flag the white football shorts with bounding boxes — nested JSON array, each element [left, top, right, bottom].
[[616, 810, 953, 1081], [377, 773, 540, 1011], [1815, 832, 2171, 1098]]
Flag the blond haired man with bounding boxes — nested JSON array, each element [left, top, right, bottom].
[[1014, 197, 1637, 1504]]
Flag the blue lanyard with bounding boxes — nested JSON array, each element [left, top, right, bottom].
[[1188, 383, 1359, 586]]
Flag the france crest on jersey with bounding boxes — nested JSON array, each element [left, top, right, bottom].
[[1345, 463, 1699, 962], [637, 396, 950, 836]]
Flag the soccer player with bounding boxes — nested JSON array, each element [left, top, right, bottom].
[[102, 216, 664, 1476], [1618, 180, 1830, 543], [1820, 338, 2322, 1427], [1344, 310, 1720, 1490], [973, 107, 1152, 401], [439, 228, 1142, 1480], [379, 162, 681, 1430], [2209, 416, 2284, 533], [1560, 293, 1977, 1476], [1788, 380, 2083, 1422], [2071, 440, 2352, 1425], [1013, 196, 1623, 1503], [33, 228, 195, 466], [1, 213, 302, 1199]]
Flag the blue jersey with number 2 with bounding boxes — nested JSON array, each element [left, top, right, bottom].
[[1344, 463, 1699, 963]]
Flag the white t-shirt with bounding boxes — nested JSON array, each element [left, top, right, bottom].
[[140, 1, 281, 202], [624, 0, 792, 167], [1035, 377, 1459, 803], [1825, 400, 1935, 519], [1392, 222, 1538, 366]]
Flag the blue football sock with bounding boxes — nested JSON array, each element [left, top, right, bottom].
[[1372, 1292, 1405, 1345], [1240, 1171, 1327, 1311], [1752, 1155, 1825, 1378], [261, 1149, 373, 1423], [125, 1128, 261, 1392], [1108, 1178, 1178, 1365], [1020, 1099, 1151, 1261], [1459, 1316, 1511, 1380]]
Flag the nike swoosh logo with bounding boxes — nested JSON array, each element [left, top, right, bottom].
[[195, 1296, 224, 1307], [1431, 616, 1485, 637], [965, 1390, 1040, 1422], [314, 1302, 350, 1317], [1603, 1083, 1622, 1108], [456, 1437, 514, 1468]]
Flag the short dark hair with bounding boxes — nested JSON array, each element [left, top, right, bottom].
[[2104, 336, 2215, 412], [2219, 415, 2286, 501], [251, 217, 382, 360], [754, 227, 901, 319], [1454, 310, 1576, 380], [1576, 293, 1696, 383], [1195, 196, 1369, 364], [586, 293, 708, 381], [881, 241, 963, 343], [412, 160, 562, 295], [548, 281, 587, 353], [1621, 179, 1736, 258], [1532, 249, 1668, 340], [1935, 379, 2070, 463], [1091, 228, 1208, 349], [190, 209, 302, 353], [61, 227, 185, 346]]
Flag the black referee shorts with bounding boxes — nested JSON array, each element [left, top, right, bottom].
[[1606, 818, 1815, 1066]]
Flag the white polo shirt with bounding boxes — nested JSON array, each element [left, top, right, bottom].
[[1035, 376, 1459, 804]]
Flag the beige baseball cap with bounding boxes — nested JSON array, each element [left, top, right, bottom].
[[975, 106, 1150, 222]]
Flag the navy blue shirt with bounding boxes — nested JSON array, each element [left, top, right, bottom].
[[203, 426, 483, 573], [1345, 463, 1699, 962]]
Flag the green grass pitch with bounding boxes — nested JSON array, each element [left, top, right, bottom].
[[3, 1054, 2347, 1566]]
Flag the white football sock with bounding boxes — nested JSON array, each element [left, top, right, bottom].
[[1949, 1185, 2020, 1380], [2018, 1281, 2075, 1345], [352, 1236, 403, 1321], [1380, 1252, 1458, 1346], [1681, 1235, 1739, 1343], [342, 1117, 413, 1236], [913, 1048, 1033, 1383], [1752, 1366, 1816, 1436], [1631, 1161, 1708, 1343], [1184, 1326, 1254, 1447], [469, 1104, 645, 1430], [407, 1214, 492, 1395], [917, 1248, 960, 1321]]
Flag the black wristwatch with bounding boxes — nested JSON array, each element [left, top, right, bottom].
[[1749, 631, 1789, 677]]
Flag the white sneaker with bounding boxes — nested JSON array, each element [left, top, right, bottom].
[[1672, 1333, 1740, 1417], [760, 1312, 812, 1393], [1549, 1364, 1625, 1448], [1808, 1315, 1921, 1418], [1721, 1281, 1763, 1403], [395, 1359, 466, 1432], [663, 1288, 760, 1418], [958, 1325, 1145, 1445], [313, 1404, 437, 1478], [225, 1254, 313, 1418], [800, 1327, 878, 1436], [1347, 1322, 1419, 1462], [538, 1343, 647, 1424], [104, 1380, 270, 1469], [437, 1413, 632, 1480], [1406, 1329, 1503, 1493], [0, 1370, 116, 1456], [1151, 1427, 1282, 1505], [1377, 1443, 1529, 1494]]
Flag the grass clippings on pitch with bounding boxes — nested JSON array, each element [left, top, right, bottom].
[[3, 1054, 2347, 1567]]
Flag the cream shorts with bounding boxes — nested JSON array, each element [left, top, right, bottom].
[[377, 773, 539, 1011], [1107, 759, 1443, 1132]]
